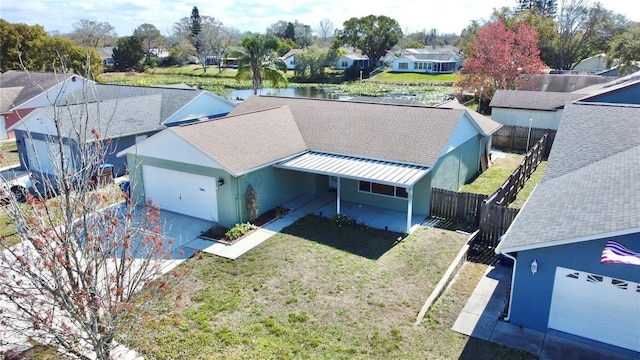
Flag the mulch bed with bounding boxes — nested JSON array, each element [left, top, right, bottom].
[[199, 207, 288, 244]]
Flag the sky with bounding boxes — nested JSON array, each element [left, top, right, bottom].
[[2, 0, 639, 37]]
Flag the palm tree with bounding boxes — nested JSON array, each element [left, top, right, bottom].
[[235, 34, 288, 95]]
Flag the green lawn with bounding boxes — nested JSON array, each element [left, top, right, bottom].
[[371, 70, 458, 84], [0, 140, 19, 167], [460, 152, 525, 195], [125, 215, 533, 359]]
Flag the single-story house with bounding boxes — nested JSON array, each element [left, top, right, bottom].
[[9, 84, 237, 178], [0, 71, 91, 139], [336, 52, 370, 70], [496, 102, 640, 355], [572, 53, 610, 73], [392, 48, 462, 74], [120, 96, 501, 233], [279, 49, 304, 70], [489, 71, 640, 129], [489, 91, 586, 130]]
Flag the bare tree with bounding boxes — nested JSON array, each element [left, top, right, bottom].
[[173, 13, 231, 73], [316, 19, 336, 45], [69, 19, 117, 48], [133, 23, 164, 62], [0, 65, 174, 359]]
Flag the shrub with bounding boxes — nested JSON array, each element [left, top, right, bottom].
[[225, 222, 255, 240], [332, 214, 356, 227], [246, 184, 259, 222]]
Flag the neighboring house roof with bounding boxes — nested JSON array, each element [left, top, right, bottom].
[[403, 46, 459, 55], [489, 90, 586, 111], [0, 70, 82, 112], [15, 95, 165, 140], [497, 102, 640, 253], [400, 53, 459, 62], [60, 84, 204, 122], [574, 70, 640, 100], [280, 49, 304, 60], [171, 106, 307, 175], [341, 52, 369, 60], [342, 96, 428, 106], [436, 100, 503, 135], [518, 74, 612, 92], [229, 96, 469, 167]]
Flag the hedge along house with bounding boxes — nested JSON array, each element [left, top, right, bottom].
[[9, 83, 237, 179], [121, 96, 501, 234], [495, 102, 640, 355]]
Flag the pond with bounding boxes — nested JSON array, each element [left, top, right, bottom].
[[227, 87, 342, 101]]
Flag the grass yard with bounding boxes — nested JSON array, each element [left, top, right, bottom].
[[125, 215, 533, 359], [371, 70, 458, 84], [0, 140, 20, 167]]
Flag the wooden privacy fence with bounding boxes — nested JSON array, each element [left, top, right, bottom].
[[485, 133, 548, 207], [431, 133, 549, 246], [492, 125, 556, 158], [430, 189, 487, 227]]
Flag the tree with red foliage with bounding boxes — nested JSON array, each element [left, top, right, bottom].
[[458, 19, 545, 108]]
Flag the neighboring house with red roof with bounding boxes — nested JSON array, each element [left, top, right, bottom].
[[120, 96, 502, 233]]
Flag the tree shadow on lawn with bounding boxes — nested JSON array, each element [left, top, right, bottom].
[[279, 214, 406, 260]]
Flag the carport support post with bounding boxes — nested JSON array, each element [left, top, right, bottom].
[[336, 177, 341, 214], [406, 187, 413, 234]]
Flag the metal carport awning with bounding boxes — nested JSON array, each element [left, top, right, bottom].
[[275, 152, 431, 233]]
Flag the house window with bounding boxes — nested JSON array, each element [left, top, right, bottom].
[[359, 181, 408, 199], [341, 61, 348, 67], [398, 62, 408, 70]]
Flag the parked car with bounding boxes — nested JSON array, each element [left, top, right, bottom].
[[0, 168, 34, 203]]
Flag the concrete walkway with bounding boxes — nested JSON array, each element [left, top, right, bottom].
[[195, 192, 335, 259], [452, 265, 640, 360]]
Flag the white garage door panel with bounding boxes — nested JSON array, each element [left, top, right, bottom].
[[25, 138, 72, 175], [142, 166, 218, 221], [549, 267, 640, 352]]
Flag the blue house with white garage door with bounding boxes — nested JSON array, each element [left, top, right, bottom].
[[496, 102, 640, 355]]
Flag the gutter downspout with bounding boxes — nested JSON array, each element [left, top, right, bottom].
[[500, 251, 517, 322]]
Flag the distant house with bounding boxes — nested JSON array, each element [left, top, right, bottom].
[[336, 52, 370, 70], [572, 53, 609, 73], [120, 96, 501, 233], [279, 49, 304, 70], [0, 71, 91, 140], [98, 46, 115, 66], [9, 84, 237, 178], [496, 101, 640, 355], [391, 48, 462, 74]]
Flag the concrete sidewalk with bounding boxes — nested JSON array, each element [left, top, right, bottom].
[[195, 192, 335, 260], [452, 265, 639, 360]]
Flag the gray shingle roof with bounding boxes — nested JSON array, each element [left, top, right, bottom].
[[36, 95, 164, 140], [61, 84, 203, 122], [0, 70, 81, 112], [518, 74, 612, 92], [229, 96, 466, 167], [171, 106, 307, 175], [436, 100, 502, 135], [489, 90, 586, 111], [497, 103, 640, 253]]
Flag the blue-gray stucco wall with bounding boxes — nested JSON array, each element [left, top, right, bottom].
[[508, 232, 640, 332]]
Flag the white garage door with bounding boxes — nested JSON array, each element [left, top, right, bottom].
[[24, 138, 72, 175], [142, 166, 218, 221], [549, 266, 640, 352]]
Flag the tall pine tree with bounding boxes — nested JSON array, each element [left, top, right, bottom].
[[189, 6, 202, 53], [517, 0, 557, 18]]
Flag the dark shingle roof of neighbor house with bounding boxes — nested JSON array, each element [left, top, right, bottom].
[[171, 106, 307, 175], [229, 96, 471, 168], [489, 90, 586, 111], [518, 74, 612, 92], [61, 84, 205, 123], [497, 102, 640, 253], [574, 70, 640, 100], [0, 70, 82, 112], [436, 99, 503, 135], [33, 95, 165, 139]]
